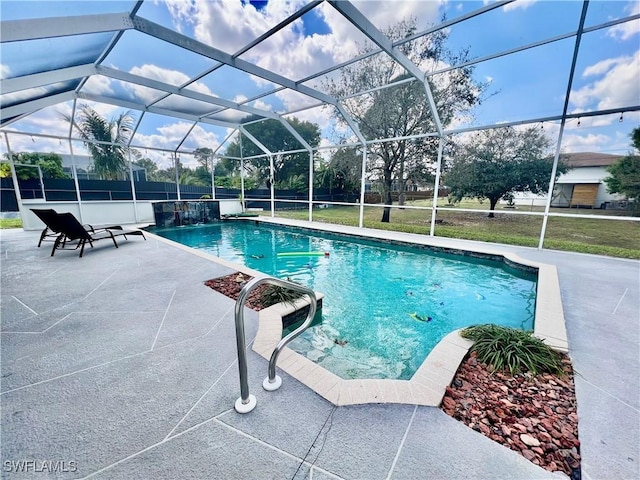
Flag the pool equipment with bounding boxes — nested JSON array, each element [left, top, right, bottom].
[[277, 251, 329, 257]]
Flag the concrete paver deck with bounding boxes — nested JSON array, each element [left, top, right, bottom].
[[1, 224, 638, 480]]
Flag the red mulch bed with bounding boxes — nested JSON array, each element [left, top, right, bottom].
[[204, 272, 271, 311], [441, 351, 580, 478]]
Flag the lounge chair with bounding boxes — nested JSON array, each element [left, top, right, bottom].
[[30, 208, 123, 248], [50, 212, 145, 257]]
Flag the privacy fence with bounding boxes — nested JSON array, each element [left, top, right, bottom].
[[0, 178, 357, 212]]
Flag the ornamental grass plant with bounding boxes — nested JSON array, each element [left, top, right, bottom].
[[460, 324, 564, 376], [259, 284, 303, 308]]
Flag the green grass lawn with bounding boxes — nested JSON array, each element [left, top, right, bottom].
[[3, 201, 638, 258], [0, 218, 23, 229], [274, 201, 640, 259]]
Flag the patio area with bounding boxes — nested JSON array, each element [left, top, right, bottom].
[[1, 222, 638, 480]]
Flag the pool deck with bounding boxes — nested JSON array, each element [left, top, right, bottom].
[[1, 220, 638, 480]]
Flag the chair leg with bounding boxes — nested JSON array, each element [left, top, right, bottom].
[[38, 227, 48, 247], [108, 231, 119, 249], [79, 239, 87, 258], [51, 234, 64, 256]]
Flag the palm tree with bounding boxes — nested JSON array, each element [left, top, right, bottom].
[[63, 105, 135, 180]]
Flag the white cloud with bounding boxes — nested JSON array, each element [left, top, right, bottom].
[[582, 58, 621, 77], [276, 89, 320, 113], [131, 121, 222, 168], [237, 3, 364, 82], [186, 124, 221, 150], [83, 75, 115, 96], [250, 98, 274, 112], [132, 121, 193, 153], [351, 1, 441, 31], [560, 133, 610, 152], [178, 0, 306, 55], [571, 51, 640, 110], [168, 0, 441, 90], [126, 64, 215, 103], [285, 103, 333, 131], [607, 1, 640, 40], [503, 0, 538, 12], [4, 133, 70, 156]]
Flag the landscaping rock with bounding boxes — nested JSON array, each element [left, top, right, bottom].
[[521, 433, 541, 447], [205, 273, 270, 310], [441, 351, 580, 477]]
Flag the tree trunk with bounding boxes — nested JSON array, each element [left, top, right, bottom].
[[488, 197, 499, 218], [382, 205, 391, 222], [381, 173, 393, 223]]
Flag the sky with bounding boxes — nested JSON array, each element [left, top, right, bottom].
[[1, 0, 639, 168]]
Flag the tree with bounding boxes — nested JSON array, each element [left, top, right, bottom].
[[224, 115, 320, 188], [193, 147, 214, 173], [132, 157, 159, 181], [0, 152, 68, 180], [193, 165, 213, 186], [63, 105, 135, 180], [605, 127, 640, 202], [327, 147, 362, 194], [324, 18, 487, 222], [444, 126, 566, 217]]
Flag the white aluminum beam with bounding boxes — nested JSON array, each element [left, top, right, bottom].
[[131, 15, 367, 146], [0, 91, 75, 120], [97, 66, 281, 122], [132, 16, 340, 108], [1, 13, 134, 42], [78, 92, 240, 129], [336, 103, 367, 145], [1, 64, 96, 95], [239, 127, 272, 156], [233, 0, 323, 57], [538, 0, 590, 250], [297, 1, 514, 87], [328, 0, 443, 136], [278, 119, 312, 152]]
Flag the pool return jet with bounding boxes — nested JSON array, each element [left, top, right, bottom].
[[233, 276, 317, 413]]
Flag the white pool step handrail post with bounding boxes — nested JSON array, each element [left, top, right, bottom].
[[233, 276, 317, 414]]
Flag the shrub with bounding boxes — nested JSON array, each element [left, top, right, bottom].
[[260, 283, 303, 308], [460, 324, 564, 376]]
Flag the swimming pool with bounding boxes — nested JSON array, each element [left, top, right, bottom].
[[151, 220, 537, 381]]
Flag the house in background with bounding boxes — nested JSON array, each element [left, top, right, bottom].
[[551, 152, 625, 209], [512, 152, 626, 209]]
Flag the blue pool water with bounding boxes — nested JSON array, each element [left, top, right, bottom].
[[151, 221, 537, 380]]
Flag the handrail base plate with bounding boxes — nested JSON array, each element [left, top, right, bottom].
[[234, 394, 257, 414], [263, 375, 282, 391]]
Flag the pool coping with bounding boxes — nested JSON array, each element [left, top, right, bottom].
[[252, 258, 567, 407], [148, 218, 568, 407]]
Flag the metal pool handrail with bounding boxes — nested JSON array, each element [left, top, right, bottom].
[[233, 276, 317, 414]]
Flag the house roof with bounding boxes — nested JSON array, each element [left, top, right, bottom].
[[562, 152, 624, 168]]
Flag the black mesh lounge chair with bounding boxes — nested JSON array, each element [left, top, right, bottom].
[[51, 212, 145, 257], [30, 208, 124, 248]]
